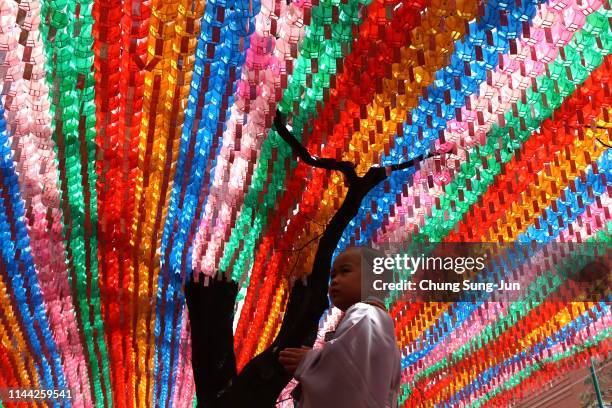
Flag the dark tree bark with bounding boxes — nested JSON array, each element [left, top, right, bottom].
[[596, 137, 611, 148], [185, 111, 434, 408]]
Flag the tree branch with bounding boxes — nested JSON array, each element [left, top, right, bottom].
[[596, 138, 611, 148], [274, 111, 359, 185], [274, 111, 435, 185]]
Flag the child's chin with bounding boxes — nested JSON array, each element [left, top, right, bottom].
[[332, 301, 350, 311], [330, 297, 342, 309]]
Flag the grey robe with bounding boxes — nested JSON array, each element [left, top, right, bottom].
[[294, 302, 402, 408]]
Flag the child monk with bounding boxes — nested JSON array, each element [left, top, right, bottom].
[[279, 246, 402, 408]]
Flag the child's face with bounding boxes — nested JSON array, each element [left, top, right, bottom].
[[329, 248, 362, 311]]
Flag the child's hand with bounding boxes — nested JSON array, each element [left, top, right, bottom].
[[279, 346, 311, 374]]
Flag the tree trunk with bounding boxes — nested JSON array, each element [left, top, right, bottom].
[[185, 111, 432, 407]]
